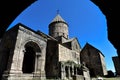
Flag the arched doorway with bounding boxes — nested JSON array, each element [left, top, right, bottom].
[[22, 41, 41, 73], [22, 46, 35, 73]]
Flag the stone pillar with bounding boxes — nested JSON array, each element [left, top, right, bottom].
[[61, 64, 65, 79], [35, 52, 41, 73], [39, 48, 46, 80], [33, 52, 42, 80], [72, 65, 74, 76], [35, 55, 38, 73], [17, 48, 25, 73], [68, 66, 70, 79]]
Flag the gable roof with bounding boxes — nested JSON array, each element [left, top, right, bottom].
[[63, 38, 75, 43], [63, 37, 81, 49], [82, 42, 105, 57], [8, 23, 58, 41]]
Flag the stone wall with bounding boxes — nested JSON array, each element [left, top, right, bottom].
[[58, 44, 80, 64], [99, 52, 108, 76], [45, 40, 59, 79], [71, 38, 81, 53], [112, 56, 120, 76], [0, 26, 18, 79]]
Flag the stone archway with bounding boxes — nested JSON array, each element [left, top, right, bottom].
[[22, 46, 36, 73], [22, 41, 41, 74]]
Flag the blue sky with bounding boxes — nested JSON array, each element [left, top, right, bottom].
[[8, 0, 117, 72]]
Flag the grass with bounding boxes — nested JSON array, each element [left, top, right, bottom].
[[104, 77, 120, 80], [92, 77, 120, 80]]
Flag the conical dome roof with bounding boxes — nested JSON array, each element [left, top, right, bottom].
[[49, 14, 67, 25]]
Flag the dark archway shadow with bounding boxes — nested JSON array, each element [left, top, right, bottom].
[[22, 46, 36, 73], [0, 0, 36, 39]]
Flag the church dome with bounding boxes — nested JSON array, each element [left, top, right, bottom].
[[48, 14, 69, 40], [49, 14, 68, 26]]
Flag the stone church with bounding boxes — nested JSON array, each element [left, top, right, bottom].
[[0, 14, 107, 80], [80, 43, 108, 77]]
